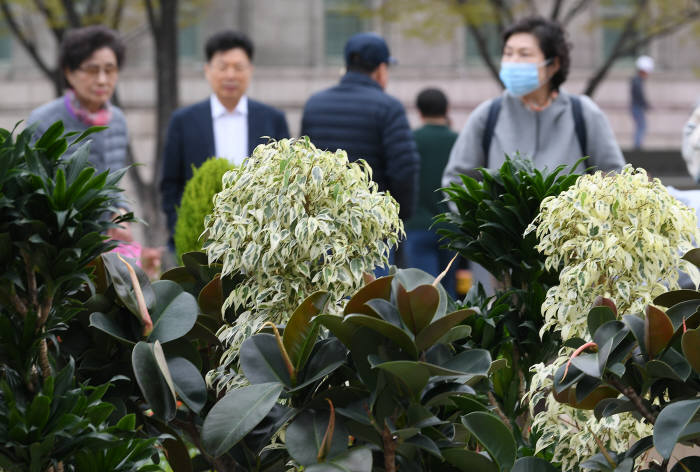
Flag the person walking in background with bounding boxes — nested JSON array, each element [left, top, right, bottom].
[[27, 25, 160, 277], [442, 16, 625, 294], [301, 32, 420, 224], [403, 88, 458, 296], [630, 55, 654, 149], [681, 104, 700, 182], [159, 30, 289, 250]]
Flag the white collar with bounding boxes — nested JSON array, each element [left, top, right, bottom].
[[210, 94, 248, 118]]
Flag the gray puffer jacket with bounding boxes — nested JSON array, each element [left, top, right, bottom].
[[28, 96, 129, 176]]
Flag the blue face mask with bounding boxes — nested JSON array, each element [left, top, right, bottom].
[[499, 61, 550, 97]]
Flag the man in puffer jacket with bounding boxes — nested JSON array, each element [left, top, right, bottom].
[[301, 33, 420, 222]]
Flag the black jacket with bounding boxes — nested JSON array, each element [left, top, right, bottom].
[[160, 97, 289, 239], [301, 72, 419, 220]]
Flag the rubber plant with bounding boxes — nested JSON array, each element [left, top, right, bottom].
[[203, 137, 403, 391], [0, 121, 159, 471], [200, 267, 552, 471], [65, 250, 245, 471], [547, 283, 700, 471], [526, 166, 700, 470], [174, 157, 234, 261]]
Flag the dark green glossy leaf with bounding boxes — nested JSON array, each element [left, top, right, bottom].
[[588, 306, 617, 337], [167, 357, 206, 414], [670, 456, 700, 472], [148, 280, 199, 344], [512, 456, 557, 472], [240, 333, 291, 387], [396, 283, 439, 335], [415, 309, 475, 351], [286, 409, 349, 466], [344, 314, 418, 359], [443, 448, 498, 472], [654, 399, 700, 460], [89, 311, 137, 344], [654, 290, 700, 308], [461, 411, 516, 471], [305, 448, 373, 472], [132, 341, 176, 421], [201, 382, 283, 457]]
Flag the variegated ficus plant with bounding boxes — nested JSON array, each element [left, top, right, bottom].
[[203, 137, 403, 390], [526, 166, 700, 470]]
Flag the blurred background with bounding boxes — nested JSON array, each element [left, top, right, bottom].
[[1, 0, 698, 248]]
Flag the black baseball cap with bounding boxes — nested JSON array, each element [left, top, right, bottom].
[[344, 32, 397, 68]]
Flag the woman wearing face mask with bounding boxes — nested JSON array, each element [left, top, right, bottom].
[[442, 16, 625, 186]]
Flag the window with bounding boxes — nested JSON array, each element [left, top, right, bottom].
[[324, 0, 368, 64], [0, 32, 11, 62], [465, 23, 502, 65], [178, 23, 199, 60], [600, 0, 641, 62]]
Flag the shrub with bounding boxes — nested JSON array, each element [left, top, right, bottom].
[[0, 122, 158, 470], [174, 157, 234, 261], [204, 138, 402, 389], [526, 166, 700, 470]]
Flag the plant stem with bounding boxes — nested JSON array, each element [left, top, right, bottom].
[[487, 391, 512, 430], [607, 377, 656, 425], [9, 291, 28, 316], [39, 337, 51, 380], [382, 424, 397, 472]]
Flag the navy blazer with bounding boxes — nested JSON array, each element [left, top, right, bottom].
[[160, 97, 289, 237]]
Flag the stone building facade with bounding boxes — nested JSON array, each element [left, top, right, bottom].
[[0, 0, 698, 243]]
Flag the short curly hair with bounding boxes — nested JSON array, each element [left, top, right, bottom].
[[503, 16, 571, 92], [59, 25, 125, 75]]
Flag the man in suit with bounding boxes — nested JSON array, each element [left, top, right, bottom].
[[160, 30, 289, 247]]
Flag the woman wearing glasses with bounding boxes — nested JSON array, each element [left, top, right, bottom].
[[442, 16, 625, 186], [27, 26, 161, 276], [28, 25, 127, 174]]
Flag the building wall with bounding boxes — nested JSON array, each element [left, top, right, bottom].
[[0, 0, 698, 201]]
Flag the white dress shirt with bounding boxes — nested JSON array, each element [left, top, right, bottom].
[[210, 94, 248, 165]]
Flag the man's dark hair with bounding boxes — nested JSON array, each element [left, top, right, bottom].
[[346, 53, 378, 74], [503, 16, 571, 91], [205, 30, 254, 62], [59, 25, 125, 73], [416, 88, 448, 117]]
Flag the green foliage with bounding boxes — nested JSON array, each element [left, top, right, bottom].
[[174, 157, 234, 261], [66, 250, 244, 470], [204, 137, 403, 389], [548, 289, 700, 471], [199, 268, 547, 471], [527, 168, 700, 470], [0, 122, 159, 470], [437, 157, 580, 467]]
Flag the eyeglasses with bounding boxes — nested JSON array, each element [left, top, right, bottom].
[[77, 64, 119, 78]]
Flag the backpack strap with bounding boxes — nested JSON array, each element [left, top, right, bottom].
[[570, 95, 588, 159], [481, 96, 502, 167]]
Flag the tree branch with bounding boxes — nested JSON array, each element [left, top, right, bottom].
[[550, 0, 564, 21], [607, 377, 656, 425], [111, 0, 125, 30], [143, 0, 160, 37], [617, 10, 700, 57], [33, 0, 65, 42], [561, 0, 591, 27], [60, 0, 81, 27], [583, 0, 649, 96], [0, 0, 55, 79]]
